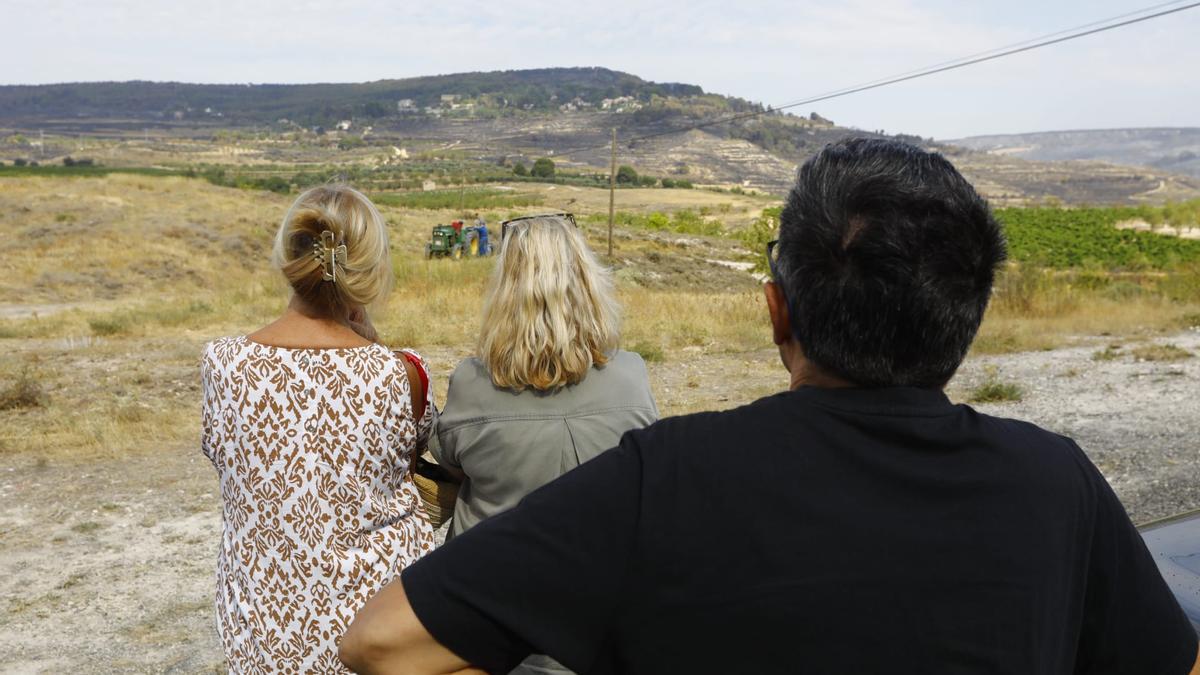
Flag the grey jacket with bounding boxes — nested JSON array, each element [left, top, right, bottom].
[[431, 350, 659, 540], [429, 351, 658, 675]]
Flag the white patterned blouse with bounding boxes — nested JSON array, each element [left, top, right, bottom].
[[200, 335, 435, 673]]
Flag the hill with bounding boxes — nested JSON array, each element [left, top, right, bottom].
[[2, 69, 1199, 204], [950, 128, 1200, 179], [0, 67, 717, 125]]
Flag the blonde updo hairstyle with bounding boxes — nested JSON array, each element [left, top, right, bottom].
[[272, 185, 392, 317], [478, 215, 620, 391]]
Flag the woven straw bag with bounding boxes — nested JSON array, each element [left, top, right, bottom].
[[412, 457, 460, 529]]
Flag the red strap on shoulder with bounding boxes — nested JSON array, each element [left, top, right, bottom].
[[401, 351, 429, 403]]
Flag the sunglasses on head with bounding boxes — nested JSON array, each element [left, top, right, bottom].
[[500, 212, 577, 241]]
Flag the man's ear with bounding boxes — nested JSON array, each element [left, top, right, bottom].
[[764, 281, 792, 347]]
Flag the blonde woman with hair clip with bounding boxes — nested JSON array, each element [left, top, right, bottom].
[[423, 213, 657, 675], [199, 185, 435, 672]]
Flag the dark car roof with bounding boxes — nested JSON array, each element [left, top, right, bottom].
[[1140, 509, 1200, 634]]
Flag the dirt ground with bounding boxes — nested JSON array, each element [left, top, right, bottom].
[[2, 333, 1199, 673]]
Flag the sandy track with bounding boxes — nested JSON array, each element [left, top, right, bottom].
[[2, 334, 1198, 673]]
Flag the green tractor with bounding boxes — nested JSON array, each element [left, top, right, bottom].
[[424, 220, 493, 260]]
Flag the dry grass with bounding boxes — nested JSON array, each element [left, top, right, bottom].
[[972, 264, 1200, 355], [968, 380, 1024, 403], [1130, 344, 1193, 362], [2, 174, 1198, 460], [967, 366, 1024, 404], [0, 369, 47, 411], [0, 336, 201, 459]]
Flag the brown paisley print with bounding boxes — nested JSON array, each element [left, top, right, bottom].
[[201, 335, 435, 673]]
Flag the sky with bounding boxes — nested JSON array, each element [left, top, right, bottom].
[[3, 0, 1198, 139]]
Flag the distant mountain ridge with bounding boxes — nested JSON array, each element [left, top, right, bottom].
[[2, 69, 1198, 204], [950, 128, 1200, 179], [0, 67, 725, 125]]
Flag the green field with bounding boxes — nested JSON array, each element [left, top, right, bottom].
[[996, 203, 1200, 269], [372, 188, 544, 211]]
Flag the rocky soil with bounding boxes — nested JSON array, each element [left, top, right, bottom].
[[2, 333, 1198, 673]]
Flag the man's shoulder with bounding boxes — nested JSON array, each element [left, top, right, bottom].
[[970, 407, 1091, 468], [625, 391, 792, 451]]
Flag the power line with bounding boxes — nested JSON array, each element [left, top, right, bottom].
[[761, 0, 1195, 115], [550, 0, 1200, 158]]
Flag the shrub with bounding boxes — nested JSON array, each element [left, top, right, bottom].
[[660, 178, 676, 188], [645, 212, 670, 230], [739, 207, 781, 274], [531, 158, 555, 178], [616, 165, 638, 185], [89, 315, 131, 336], [512, 162, 527, 176], [968, 366, 1023, 403], [258, 176, 291, 194], [1131, 344, 1193, 362], [968, 379, 1023, 403], [0, 370, 47, 411]]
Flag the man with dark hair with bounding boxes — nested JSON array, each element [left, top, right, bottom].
[[341, 139, 1199, 675]]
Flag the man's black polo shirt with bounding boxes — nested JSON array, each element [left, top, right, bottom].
[[403, 386, 1197, 674]]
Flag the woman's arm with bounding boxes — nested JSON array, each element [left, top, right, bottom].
[[399, 356, 426, 423]]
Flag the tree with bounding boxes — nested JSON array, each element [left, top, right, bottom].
[[14, 158, 27, 166], [661, 178, 676, 189], [531, 158, 555, 178], [616, 164, 638, 185], [513, 162, 528, 176], [361, 101, 389, 118]]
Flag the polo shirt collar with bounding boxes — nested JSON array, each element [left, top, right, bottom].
[[791, 385, 955, 417]]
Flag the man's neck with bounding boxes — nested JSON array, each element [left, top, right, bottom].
[[783, 344, 855, 391], [789, 367, 854, 391]]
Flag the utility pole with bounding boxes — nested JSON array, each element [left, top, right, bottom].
[[39, 130, 45, 159], [459, 162, 466, 214], [608, 128, 616, 258]]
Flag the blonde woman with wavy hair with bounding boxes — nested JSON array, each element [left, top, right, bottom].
[[425, 213, 657, 675], [478, 215, 621, 390], [200, 185, 435, 672]]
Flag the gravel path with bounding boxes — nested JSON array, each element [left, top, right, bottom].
[[2, 334, 1197, 673], [949, 330, 1200, 523]]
